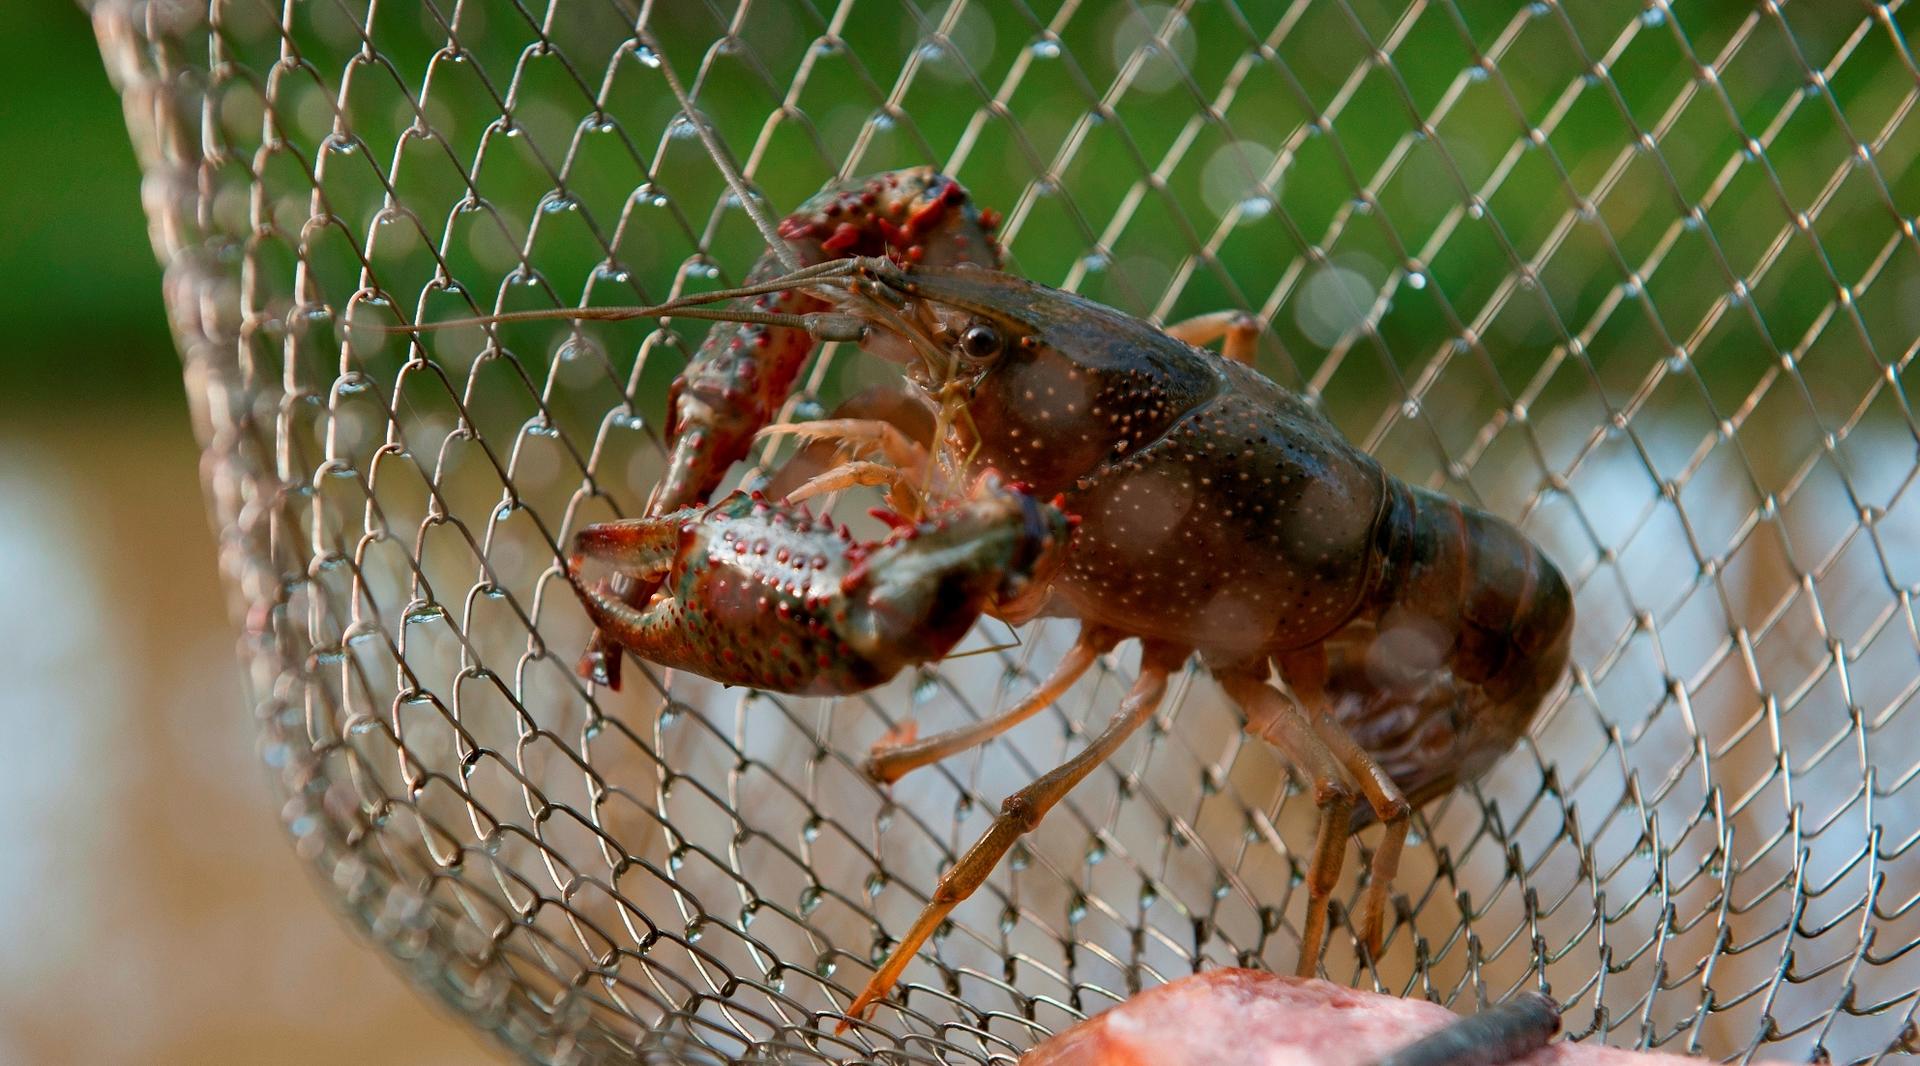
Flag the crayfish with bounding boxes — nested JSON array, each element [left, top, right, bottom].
[[397, 164, 1575, 1030]]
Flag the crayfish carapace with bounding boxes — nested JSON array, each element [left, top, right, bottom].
[[393, 171, 1575, 1031]]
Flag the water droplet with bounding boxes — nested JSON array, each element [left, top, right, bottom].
[[1666, 351, 1690, 374], [739, 902, 759, 928], [802, 817, 822, 842], [404, 603, 446, 625], [1213, 876, 1231, 899], [1067, 893, 1088, 924], [685, 917, 707, 942], [999, 905, 1019, 933], [542, 196, 577, 214], [864, 871, 888, 899], [1406, 271, 1428, 290], [1529, 1, 1551, 15], [1640, 7, 1666, 27], [1237, 194, 1274, 221], [917, 41, 946, 63], [583, 717, 606, 740], [870, 111, 895, 132], [689, 260, 721, 281], [1085, 839, 1107, 865], [1010, 843, 1032, 871], [1466, 201, 1486, 220], [1139, 883, 1158, 909], [668, 114, 698, 140], [668, 845, 688, 872], [1031, 37, 1060, 59], [768, 968, 786, 993], [912, 672, 940, 705], [1401, 399, 1422, 419], [1466, 64, 1489, 83], [348, 717, 379, 736], [815, 952, 836, 978], [1621, 278, 1642, 298], [1081, 251, 1110, 273], [635, 44, 662, 68], [799, 885, 824, 915]]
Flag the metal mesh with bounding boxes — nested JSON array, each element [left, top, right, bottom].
[[92, 0, 1920, 1062]]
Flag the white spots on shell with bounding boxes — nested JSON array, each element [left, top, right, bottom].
[[1091, 464, 1194, 552], [1006, 356, 1093, 431]]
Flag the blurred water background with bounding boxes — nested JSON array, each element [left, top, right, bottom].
[[0, 5, 480, 1063]]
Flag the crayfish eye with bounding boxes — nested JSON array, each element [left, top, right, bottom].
[[958, 323, 1003, 363]]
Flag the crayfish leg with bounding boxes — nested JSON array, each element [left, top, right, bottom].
[[781, 460, 918, 510], [839, 641, 1187, 1031], [1164, 310, 1261, 366], [1218, 668, 1358, 977], [756, 417, 932, 474], [864, 626, 1117, 785], [1276, 645, 1412, 956]]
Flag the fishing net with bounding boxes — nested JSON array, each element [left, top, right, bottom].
[[93, 0, 1920, 1062]]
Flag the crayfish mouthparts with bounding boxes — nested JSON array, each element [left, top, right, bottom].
[[564, 485, 1071, 697]]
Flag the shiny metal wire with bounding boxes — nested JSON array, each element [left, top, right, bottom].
[[95, 0, 1920, 1062]]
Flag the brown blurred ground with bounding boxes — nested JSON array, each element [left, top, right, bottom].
[[0, 409, 494, 1064]]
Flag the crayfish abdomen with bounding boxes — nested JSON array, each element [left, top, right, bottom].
[[1322, 482, 1576, 813]]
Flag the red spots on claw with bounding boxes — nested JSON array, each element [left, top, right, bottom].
[[907, 196, 951, 234], [821, 221, 864, 254]]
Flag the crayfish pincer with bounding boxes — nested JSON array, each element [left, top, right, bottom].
[[566, 474, 1072, 696]]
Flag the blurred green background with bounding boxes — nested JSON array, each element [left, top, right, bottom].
[[3, 5, 172, 406]]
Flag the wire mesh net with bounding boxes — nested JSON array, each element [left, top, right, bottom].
[[92, 0, 1920, 1062]]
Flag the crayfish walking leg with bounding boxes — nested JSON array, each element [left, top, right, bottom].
[[839, 641, 1188, 1031], [1163, 310, 1261, 365], [1219, 651, 1416, 971], [1281, 647, 1411, 955], [864, 626, 1118, 785]]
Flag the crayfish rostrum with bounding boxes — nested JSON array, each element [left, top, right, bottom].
[[396, 167, 1574, 1030]]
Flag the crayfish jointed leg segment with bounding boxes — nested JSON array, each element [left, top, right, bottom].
[[840, 641, 1188, 1029]]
